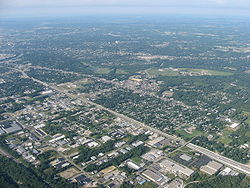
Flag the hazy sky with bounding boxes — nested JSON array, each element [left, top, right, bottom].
[[1, 0, 250, 18]]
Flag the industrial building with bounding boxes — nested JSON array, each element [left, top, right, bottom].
[[127, 161, 141, 170], [142, 169, 170, 186], [200, 161, 223, 175], [0, 121, 22, 134], [159, 158, 194, 177]]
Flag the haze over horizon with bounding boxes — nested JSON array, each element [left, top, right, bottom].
[[1, 0, 250, 18]]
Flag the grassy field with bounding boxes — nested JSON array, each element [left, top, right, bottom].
[[147, 68, 233, 77], [175, 129, 201, 140], [116, 69, 128, 74], [217, 129, 233, 145], [242, 111, 250, 116], [131, 156, 142, 164], [179, 68, 233, 76], [242, 111, 250, 126], [95, 68, 111, 74], [246, 119, 250, 126], [134, 182, 157, 188], [147, 68, 180, 76]]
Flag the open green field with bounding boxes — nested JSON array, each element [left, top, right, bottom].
[[134, 182, 157, 188], [147, 68, 233, 77], [242, 111, 250, 126], [217, 129, 233, 145], [147, 68, 180, 76], [246, 119, 250, 126], [95, 68, 111, 74], [131, 156, 142, 164], [180, 68, 233, 76], [175, 129, 201, 140], [116, 69, 128, 74], [242, 111, 250, 116]]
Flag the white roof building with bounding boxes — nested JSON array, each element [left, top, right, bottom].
[[200, 161, 223, 175], [159, 158, 194, 177], [101, 135, 112, 143], [127, 161, 141, 170]]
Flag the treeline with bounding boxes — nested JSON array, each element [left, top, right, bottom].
[[22, 51, 94, 74], [230, 123, 250, 146], [159, 73, 250, 112], [27, 68, 84, 84], [0, 155, 48, 188], [0, 137, 20, 158], [186, 174, 249, 188], [0, 152, 78, 188], [192, 136, 250, 163]]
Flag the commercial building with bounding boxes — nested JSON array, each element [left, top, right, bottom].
[[180, 154, 192, 162], [0, 121, 22, 134], [148, 136, 165, 147], [49, 134, 65, 143], [101, 135, 112, 143], [219, 167, 239, 176], [159, 158, 194, 177], [142, 169, 169, 186], [0, 128, 5, 135], [200, 161, 223, 175], [141, 149, 163, 161], [127, 161, 141, 170]]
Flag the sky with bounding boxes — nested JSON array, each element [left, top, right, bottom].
[[1, 0, 250, 18]]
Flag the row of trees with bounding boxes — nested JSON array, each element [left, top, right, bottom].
[[186, 174, 249, 188], [192, 136, 250, 163]]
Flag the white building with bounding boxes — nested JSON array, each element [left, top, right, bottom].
[[159, 158, 194, 177]]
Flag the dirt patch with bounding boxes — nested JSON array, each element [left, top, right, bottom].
[[59, 167, 80, 179], [100, 165, 116, 175]]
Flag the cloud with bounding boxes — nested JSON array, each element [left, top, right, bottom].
[[213, 0, 226, 4], [2, 0, 249, 8], [1, 0, 249, 18]]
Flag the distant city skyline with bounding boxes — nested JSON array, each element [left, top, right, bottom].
[[1, 0, 250, 18]]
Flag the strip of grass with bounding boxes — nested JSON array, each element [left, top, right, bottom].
[[175, 129, 201, 140], [147, 69, 180, 76], [116, 69, 128, 74], [147, 68, 233, 77], [95, 68, 111, 74], [179, 68, 233, 76]]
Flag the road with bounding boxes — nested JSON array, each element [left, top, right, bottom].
[[187, 143, 250, 176], [12, 67, 250, 176], [184, 181, 200, 188], [83, 97, 183, 143]]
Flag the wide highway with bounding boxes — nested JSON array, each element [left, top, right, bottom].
[[187, 143, 250, 176], [15, 67, 250, 176]]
